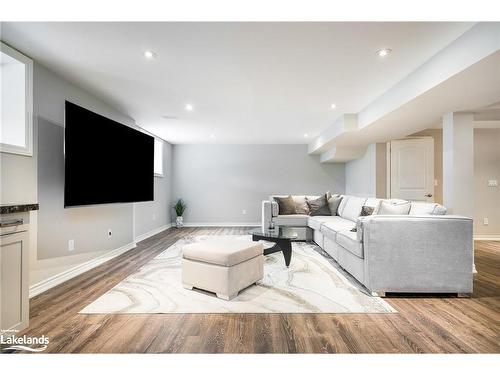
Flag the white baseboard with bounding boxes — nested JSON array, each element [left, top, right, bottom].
[[135, 223, 172, 243], [474, 235, 500, 241], [29, 241, 137, 298], [182, 222, 260, 227]]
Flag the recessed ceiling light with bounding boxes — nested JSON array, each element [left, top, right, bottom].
[[185, 104, 194, 111], [304, 133, 309, 138], [330, 103, 337, 110], [144, 50, 157, 59], [376, 48, 392, 57]]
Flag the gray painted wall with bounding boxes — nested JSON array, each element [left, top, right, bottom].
[[171, 144, 345, 224], [474, 128, 500, 236], [35, 63, 172, 262], [134, 142, 173, 237]]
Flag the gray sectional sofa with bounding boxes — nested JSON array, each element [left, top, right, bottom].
[[262, 195, 473, 296]]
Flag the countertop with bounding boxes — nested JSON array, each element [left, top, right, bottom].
[[0, 203, 39, 215]]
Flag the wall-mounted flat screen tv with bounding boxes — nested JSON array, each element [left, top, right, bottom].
[[64, 101, 154, 207]]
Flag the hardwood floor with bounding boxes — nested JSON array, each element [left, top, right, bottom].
[[14, 227, 500, 353]]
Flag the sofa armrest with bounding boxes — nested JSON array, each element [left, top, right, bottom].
[[362, 215, 473, 294], [261, 200, 279, 227]]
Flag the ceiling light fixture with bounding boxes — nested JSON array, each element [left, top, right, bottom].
[[376, 48, 392, 57], [330, 103, 337, 110], [185, 104, 194, 111], [304, 133, 309, 138], [209, 134, 216, 139], [144, 50, 157, 59]]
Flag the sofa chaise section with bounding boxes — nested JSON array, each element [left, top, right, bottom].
[[360, 214, 473, 295], [261, 194, 474, 296]]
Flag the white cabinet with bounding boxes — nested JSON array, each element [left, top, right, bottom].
[[0, 214, 29, 333]]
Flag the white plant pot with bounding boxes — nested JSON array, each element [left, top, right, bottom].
[[176, 216, 184, 228]]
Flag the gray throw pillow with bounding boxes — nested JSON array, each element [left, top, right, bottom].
[[328, 195, 342, 216], [275, 196, 297, 215], [360, 205, 374, 216], [307, 194, 331, 216]]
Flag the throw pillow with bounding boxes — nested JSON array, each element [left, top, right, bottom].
[[274, 196, 297, 215], [293, 196, 310, 215], [360, 205, 374, 216], [328, 195, 342, 216], [306, 194, 331, 216], [377, 201, 411, 215]]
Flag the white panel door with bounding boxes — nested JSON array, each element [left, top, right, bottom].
[[390, 138, 434, 202]]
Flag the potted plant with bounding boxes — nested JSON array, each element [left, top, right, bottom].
[[173, 199, 187, 228]]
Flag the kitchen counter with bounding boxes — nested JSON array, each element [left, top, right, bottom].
[[0, 203, 39, 215]]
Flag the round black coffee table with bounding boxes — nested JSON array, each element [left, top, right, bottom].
[[248, 227, 298, 267]]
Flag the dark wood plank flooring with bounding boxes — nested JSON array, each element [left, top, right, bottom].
[[15, 227, 500, 353]]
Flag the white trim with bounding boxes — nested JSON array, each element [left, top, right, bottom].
[[29, 241, 137, 298], [0, 42, 33, 156], [474, 235, 500, 241], [182, 222, 260, 227], [134, 224, 172, 243], [153, 138, 164, 177]]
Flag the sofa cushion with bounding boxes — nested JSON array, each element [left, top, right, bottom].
[[274, 196, 297, 215], [409, 202, 447, 215], [378, 201, 411, 215], [340, 196, 367, 221], [337, 195, 350, 217], [183, 240, 263, 267], [308, 215, 344, 231], [336, 231, 364, 258], [293, 196, 310, 215], [320, 217, 356, 240], [328, 195, 343, 215], [307, 194, 331, 216], [274, 214, 309, 226], [364, 198, 382, 214]]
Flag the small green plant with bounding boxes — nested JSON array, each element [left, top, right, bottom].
[[173, 199, 187, 217]]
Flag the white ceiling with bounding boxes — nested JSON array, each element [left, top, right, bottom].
[[1, 22, 474, 144]]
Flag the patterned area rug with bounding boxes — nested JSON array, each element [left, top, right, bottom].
[[80, 235, 396, 314]]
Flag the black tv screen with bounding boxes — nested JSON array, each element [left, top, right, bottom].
[[64, 101, 154, 207]]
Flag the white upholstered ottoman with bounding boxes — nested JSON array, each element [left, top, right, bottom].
[[181, 240, 264, 300]]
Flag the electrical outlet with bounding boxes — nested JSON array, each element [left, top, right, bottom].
[[483, 218, 489, 226], [434, 179, 438, 187], [107, 229, 112, 238], [242, 209, 247, 215], [68, 239, 75, 252], [152, 213, 156, 221], [488, 180, 498, 187]]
